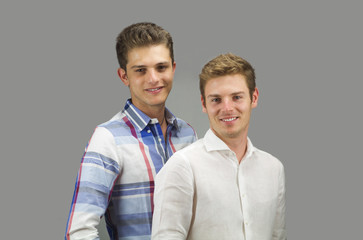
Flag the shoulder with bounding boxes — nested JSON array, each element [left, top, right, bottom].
[[158, 140, 204, 179], [170, 138, 205, 161], [86, 111, 132, 148], [174, 117, 197, 135], [95, 111, 131, 136], [252, 146, 284, 170], [170, 118, 198, 147]]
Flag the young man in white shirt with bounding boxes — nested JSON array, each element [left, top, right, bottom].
[[152, 53, 286, 240]]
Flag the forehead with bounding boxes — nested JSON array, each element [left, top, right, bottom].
[[205, 74, 249, 95], [126, 44, 171, 67]]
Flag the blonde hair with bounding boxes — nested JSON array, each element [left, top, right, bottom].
[[199, 53, 256, 102]]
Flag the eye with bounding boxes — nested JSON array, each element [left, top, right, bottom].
[[211, 98, 221, 103], [135, 68, 146, 73], [233, 95, 242, 100], [157, 65, 168, 72]]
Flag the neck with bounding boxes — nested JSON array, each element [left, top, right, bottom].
[[156, 107, 166, 126], [216, 130, 249, 163], [145, 106, 168, 142], [133, 101, 166, 120], [227, 137, 248, 163], [159, 110, 168, 142], [131, 101, 168, 139], [158, 111, 166, 126]]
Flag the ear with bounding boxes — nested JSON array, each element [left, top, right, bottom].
[[251, 87, 259, 108], [172, 61, 176, 74], [201, 95, 207, 113], [118, 68, 129, 86]]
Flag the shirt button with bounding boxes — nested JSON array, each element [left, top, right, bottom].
[[242, 194, 246, 198], [245, 222, 249, 226], [158, 138, 162, 142], [147, 130, 151, 133]]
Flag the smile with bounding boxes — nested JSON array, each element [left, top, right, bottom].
[[146, 87, 162, 92], [221, 117, 238, 122]]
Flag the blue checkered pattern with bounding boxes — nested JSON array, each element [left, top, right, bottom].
[[65, 99, 197, 240]]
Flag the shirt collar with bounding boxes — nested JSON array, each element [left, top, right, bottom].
[[203, 129, 255, 159], [122, 99, 178, 131], [243, 136, 255, 160]]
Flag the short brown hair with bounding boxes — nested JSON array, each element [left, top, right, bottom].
[[199, 53, 256, 102], [116, 22, 174, 70]]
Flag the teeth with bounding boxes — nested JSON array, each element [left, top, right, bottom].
[[222, 117, 237, 122], [147, 88, 161, 92]]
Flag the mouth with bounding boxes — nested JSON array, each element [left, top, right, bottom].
[[145, 87, 163, 93], [221, 117, 238, 122]]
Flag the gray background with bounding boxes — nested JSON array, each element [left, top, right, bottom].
[[1, 0, 362, 239]]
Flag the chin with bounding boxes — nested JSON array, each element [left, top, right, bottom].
[[149, 99, 167, 107], [223, 130, 242, 138]]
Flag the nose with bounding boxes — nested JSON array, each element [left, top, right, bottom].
[[147, 69, 159, 84], [222, 98, 233, 111]]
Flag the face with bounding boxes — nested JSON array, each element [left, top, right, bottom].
[[118, 44, 176, 114], [202, 74, 259, 142]]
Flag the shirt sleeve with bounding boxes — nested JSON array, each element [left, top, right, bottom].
[[65, 127, 121, 240], [152, 153, 194, 240], [272, 164, 287, 240]]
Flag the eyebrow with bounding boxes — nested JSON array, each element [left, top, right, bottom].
[[207, 91, 246, 98], [130, 65, 147, 69], [130, 62, 171, 69], [156, 61, 170, 65]]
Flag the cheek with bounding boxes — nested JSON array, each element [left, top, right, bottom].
[[239, 102, 252, 111], [165, 72, 174, 82], [132, 77, 144, 86], [207, 107, 219, 117], [240, 106, 252, 117]]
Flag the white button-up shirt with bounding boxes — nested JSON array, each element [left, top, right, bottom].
[[152, 129, 286, 240]]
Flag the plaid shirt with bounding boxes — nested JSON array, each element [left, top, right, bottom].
[[65, 99, 197, 240]]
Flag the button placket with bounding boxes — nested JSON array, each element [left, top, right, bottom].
[[238, 163, 249, 229]]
